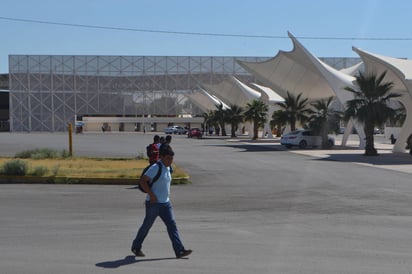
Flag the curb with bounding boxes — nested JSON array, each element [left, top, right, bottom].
[[0, 175, 190, 185]]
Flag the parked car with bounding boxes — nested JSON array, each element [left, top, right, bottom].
[[374, 128, 384, 134], [188, 128, 203, 138], [281, 129, 335, 149], [163, 126, 187, 135]]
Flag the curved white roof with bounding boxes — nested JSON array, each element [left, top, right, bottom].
[[238, 32, 356, 102], [201, 88, 231, 110], [339, 62, 363, 76], [353, 47, 412, 92], [238, 34, 333, 100], [201, 77, 258, 107], [186, 90, 216, 112], [251, 82, 284, 103], [231, 76, 261, 100]]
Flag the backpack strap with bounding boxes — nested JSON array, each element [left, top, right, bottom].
[[137, 161, 163, 193], [149, 162, 162, 186]]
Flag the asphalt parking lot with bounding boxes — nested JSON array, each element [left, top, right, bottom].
[[1, 132, 412, 274]]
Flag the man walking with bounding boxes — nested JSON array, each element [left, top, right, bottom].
[[131, 144, 192, 258]]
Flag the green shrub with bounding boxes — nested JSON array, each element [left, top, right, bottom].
[[1, 159, 28, 176], [30, 166, 49, 176], [15, 148, 66, 159], [14, 150, 33, 159]]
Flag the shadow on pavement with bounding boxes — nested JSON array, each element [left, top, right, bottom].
[[95, 255, 180, 268], [318, 153, 412, 166], [206, 143, 284, 152]]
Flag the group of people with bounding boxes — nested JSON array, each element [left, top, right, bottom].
[[147, 135, 172, 165], [131, 134, 192, 259]]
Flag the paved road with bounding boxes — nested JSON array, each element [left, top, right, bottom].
[[1, 132, 412, 273]]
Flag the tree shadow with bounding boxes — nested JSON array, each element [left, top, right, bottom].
[[204, 143, 284, 153], [317, 152, 412, 166], [95, 255, 183, 268]]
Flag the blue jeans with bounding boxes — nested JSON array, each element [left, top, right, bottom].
[[132, 201, 185, 256]]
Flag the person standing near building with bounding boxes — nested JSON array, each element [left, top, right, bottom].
[[131, 144, 192, 258]]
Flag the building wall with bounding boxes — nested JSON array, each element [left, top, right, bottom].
[[8, 55, 361, 132], [80, 116, 203, 133]]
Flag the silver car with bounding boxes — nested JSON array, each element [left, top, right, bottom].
[[163, 126, 187, 135]]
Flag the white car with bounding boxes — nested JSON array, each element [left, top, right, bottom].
[[163, 126, 187, 135], [281, 129, 335, 149]]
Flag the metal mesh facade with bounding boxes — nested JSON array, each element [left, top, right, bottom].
[[8, 55, 360, 132]]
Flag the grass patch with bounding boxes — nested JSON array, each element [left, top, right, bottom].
[[0, 157, 189, 185]]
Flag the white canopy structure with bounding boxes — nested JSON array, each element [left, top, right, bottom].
[[186, 88, 230, 112], [188, 33, 411, 153], [353, 47, 412, 153], [248, 82, 285, 137], [201, 76, 263, 137], [251, 83, 285, 104], [206, 91, 231, 110], [231, 76, 262, 101], [201, 76, 261, 107], [238, 32, 366, 147], [238, 33, 337, 100]]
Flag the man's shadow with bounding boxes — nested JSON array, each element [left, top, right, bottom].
[[96, 255, 185, 268]]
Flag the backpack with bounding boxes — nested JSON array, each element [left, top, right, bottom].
[[137, 162, 162, 193], [146, 144, 153, 158], [146, 143, 159, 164]]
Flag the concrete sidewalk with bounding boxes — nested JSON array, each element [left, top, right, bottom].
[[291, 141, 412, 174], [239, 135, 412, 174]]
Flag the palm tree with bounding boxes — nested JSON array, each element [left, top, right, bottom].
[[344, 71, 400, 156], [214, 103, 227, 136], [276, 92, 310, 131], [202, 110, 218, 135], [225, 104, 244, 138], [270, 110, 289, 137], [308, 96, 341, 148], [244, 100, 269, 140], [202, 111, 211, 134]]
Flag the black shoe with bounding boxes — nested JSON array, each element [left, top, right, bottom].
[[131, 248, 145, 257], [176, 249, 192, 258]]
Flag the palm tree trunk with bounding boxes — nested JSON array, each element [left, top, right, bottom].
[[219, 122, 227, 136], [364, 123, 378, 156], [253, 121, 259, 140], [320, 123, 330, 149], [231, 123, 236, 138], [276, 124, 282, 137], [290, 118, 296, 131], [321, 129, 329, 149]]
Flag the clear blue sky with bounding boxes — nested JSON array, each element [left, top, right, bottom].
[[1, 0, 412, 73]]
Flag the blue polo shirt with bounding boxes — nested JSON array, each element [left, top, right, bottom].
[[144, 161, 171, 203]]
